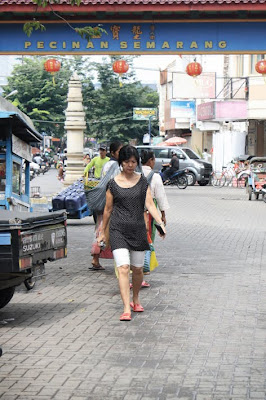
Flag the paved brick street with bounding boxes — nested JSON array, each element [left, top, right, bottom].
[[1, 176, 266, 400]]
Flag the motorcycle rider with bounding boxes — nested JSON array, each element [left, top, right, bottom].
[[33, 153, 43, 166], [163, 150, 179, 183]]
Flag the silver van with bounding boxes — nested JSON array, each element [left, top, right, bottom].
[[136, 145, 213, 186]]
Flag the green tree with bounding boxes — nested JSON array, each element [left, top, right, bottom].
[[3, 56, 94, 138], [4, 55, 159, 144], [85, 56, 159, 143]]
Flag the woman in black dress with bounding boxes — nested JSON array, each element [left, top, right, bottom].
[[98, 145, 166, 321]]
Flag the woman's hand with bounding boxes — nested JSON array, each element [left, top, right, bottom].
[[158, 223, 166, 238], [161, 212, 166, 226], [97, 231, 106, 246]]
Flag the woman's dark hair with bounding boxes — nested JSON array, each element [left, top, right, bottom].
[[109, 141, 123, 155], [118, 145, 139, 166], [141, 149, 155, 165]]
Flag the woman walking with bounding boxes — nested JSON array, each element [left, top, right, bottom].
[[98, 145, 166, 321], [90, 141, 122, 270], [141, 149, 169, 284]]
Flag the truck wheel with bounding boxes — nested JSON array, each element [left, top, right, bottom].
[[186, 172, 196, 186], [263, 194, 266, 203], [0, 287, 15, 309], [24, 277, 36, 291]]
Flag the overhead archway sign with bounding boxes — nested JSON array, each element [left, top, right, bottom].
[[1, 0, 266, 55], [1, 22, 266, 54]]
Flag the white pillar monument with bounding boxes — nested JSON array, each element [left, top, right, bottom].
[[64, 72, 86, 185]]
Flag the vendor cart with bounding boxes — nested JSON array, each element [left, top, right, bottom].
[[247, 157, 266, 201], [0, 97, 43, 211], [0, 98, 68, 310]]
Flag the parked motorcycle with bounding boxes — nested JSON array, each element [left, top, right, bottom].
[[160, 166, 188, 189]]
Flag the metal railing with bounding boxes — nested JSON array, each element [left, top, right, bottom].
[[215, 77, 249, 100]]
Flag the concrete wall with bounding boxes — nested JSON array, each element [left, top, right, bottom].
[[213, 127, 246, 171]]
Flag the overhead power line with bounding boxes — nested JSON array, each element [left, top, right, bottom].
[[32, 113, 135, 125]]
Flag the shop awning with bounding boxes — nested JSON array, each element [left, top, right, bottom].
[[0, 97, 42, 143]]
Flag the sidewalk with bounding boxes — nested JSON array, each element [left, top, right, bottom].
[[30, 168, 64, 211], [1, 185, 266, 399]]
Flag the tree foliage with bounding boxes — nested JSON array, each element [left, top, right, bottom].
[[22, 0, 107, 42], [4, 56, 159, 144], [84, 56, 159, 143]]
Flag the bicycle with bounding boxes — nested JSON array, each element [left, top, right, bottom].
[[212, 162, 249, 188]]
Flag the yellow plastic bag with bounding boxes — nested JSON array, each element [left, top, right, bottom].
[[150, 250, 158, 272]]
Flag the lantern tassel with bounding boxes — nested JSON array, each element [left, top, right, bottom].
[[119, 74, 123, 87], [52, 76, 56, 86]]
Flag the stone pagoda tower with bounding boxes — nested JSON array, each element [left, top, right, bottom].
[[64, 72, 86, 185]]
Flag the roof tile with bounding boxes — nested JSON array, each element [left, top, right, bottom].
[[0, 0, 265, 4]]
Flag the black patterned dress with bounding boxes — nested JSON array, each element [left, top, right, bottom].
[[107, 175, 150, 252]]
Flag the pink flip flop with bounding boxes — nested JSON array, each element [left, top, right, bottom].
[[130, 302, 144, 312], [120, 312, 131, 321], [141, 281, 150, 288]]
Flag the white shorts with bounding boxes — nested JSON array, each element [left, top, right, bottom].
[[113, 248, 145, 268]]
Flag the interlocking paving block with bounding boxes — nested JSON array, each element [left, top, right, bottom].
[[1, 183, 266, 400]]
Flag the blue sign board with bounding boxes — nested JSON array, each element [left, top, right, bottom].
[[1, 22, 266, 54], [171, 101, 196, 119]]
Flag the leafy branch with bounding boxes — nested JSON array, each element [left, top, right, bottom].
[[75, 26, 107, 42], [23, 21, 46, 37], [23, 0, 107, 41]]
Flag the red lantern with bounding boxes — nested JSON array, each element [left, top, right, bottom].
[[186, 61, 202, 78], [112, 60, 129, 74], [112, 60, 129, 86], [44, 59, 61, 85], [255, 59, 266, 75]]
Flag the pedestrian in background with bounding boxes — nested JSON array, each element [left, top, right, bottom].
[[101, 141, 123, 177], [89, 141, 122, 271], [33, 153, 43, 166], [202, 148, 211, 162], [57, 161, 64, 181], [83, 153, 91, 166], [98, 145, 166, 321], [84, 145, 110, 179], [140, 149, 169, 286]]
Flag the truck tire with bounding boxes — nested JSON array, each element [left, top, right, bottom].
[[0, 287, 15, 309], [24, 277, 36, 290]]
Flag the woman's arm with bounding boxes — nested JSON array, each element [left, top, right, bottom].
[[97, 189, 113, 243], [153, 174, 169, 225], [145, 187, 166, 236]]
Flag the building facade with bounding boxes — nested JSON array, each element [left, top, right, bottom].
[[159, 54, 266, 170]]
